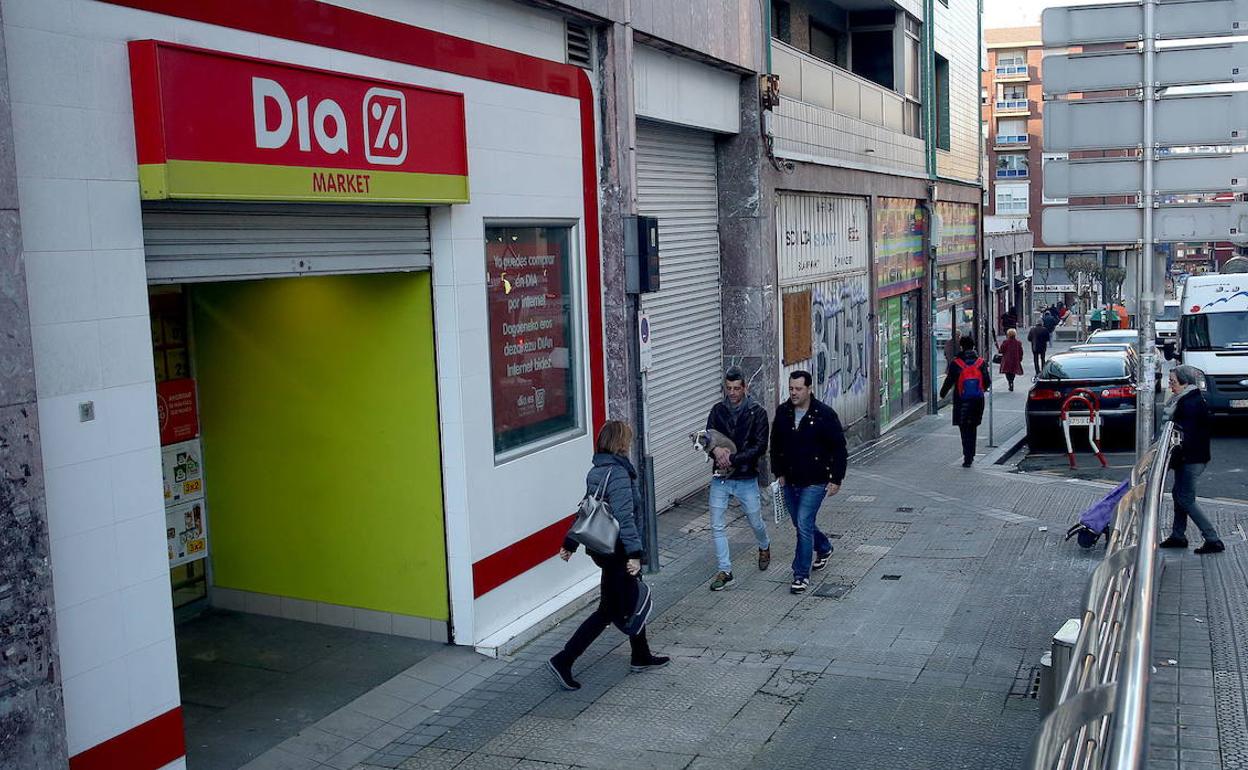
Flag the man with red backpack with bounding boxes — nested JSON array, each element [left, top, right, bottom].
[[940, 336, 993, 467]]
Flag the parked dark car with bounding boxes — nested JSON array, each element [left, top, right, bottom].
[[1069, 340, 1161, 391], [1026, 350, 1139, 450]]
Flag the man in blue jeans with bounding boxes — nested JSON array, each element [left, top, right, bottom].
[[770, 370, 848, 594], [705, 367, 772, 591]]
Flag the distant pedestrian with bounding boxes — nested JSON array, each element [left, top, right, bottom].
[[940, 336, 992, 467], [1027, 321, 1051, 373], [998, 328, 1025, 392], [1001, 309, 1018, 335], [1042, 309, 1059, 333], [1159, 367, 1225, 555], [549, 421, 669, 690], [704, 367, 772, 592], [770, 371, 848, 595]]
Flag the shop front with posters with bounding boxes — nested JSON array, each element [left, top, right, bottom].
[[874, 198, 927, 428], [776, 193, 871, 431], [11, 3, 604, 766]]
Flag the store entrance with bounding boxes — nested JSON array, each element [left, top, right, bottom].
[[879, 290, 925, 426], [147, 270, 449, 768]]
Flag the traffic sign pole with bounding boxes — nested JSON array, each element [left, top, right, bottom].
[[1138, 0, 1158, 458]]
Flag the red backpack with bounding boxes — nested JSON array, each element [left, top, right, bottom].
[[954, 358, 986, 399]]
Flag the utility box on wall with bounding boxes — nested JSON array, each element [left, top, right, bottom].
[[624, 215, 661, 294]]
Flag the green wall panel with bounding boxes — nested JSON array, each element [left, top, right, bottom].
[[191, 273, 447, 620]]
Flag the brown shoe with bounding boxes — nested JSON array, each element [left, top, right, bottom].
[[758, 547, 771, 571]]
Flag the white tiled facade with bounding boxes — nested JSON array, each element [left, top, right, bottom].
[[4, 0, 599, 761], [934, 0, 983, 184]]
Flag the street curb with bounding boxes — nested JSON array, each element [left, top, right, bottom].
[[982, 426, 1028, 467]]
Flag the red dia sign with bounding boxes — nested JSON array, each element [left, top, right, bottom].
[[128, 41, 469, 204]]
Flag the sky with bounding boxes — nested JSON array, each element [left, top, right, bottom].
[[983, 0, 1092, 30]]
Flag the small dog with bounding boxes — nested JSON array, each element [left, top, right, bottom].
[[690, 429, 737, 478]]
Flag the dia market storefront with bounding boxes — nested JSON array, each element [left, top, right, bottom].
[[11, 3, 607, 766]]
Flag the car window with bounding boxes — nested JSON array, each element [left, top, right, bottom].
[[1040, 356, 1127, 380]]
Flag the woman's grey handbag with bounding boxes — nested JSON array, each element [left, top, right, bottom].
[[568, 469, 620, 555]]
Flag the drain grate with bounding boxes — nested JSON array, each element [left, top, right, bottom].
[[813, 583, 854, 599], [1008, 666, 1043, 699], [881, 574, 902, 581], [896, 507, 914, 513]]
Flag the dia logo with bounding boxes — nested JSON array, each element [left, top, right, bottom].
[[251, 78, 408, 165], [364, 87, 408, 165]]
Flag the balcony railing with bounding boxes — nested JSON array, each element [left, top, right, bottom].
[[995, 134, 1028, 146], [996, 99, 1030, 111], [771, 39, 906, 135], [995, 64, 1029, 77], [996, 168, 1029, 178]]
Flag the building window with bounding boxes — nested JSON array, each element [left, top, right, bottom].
[[995, 182, 1030, 215], [996, 83, 1027, 110], [771, 0, 792, 44], [485, 225, 582, 456], [904, 15, 922, 138], [996, 153, 1028, 178], [810, 19, 848, 68], [996, 117, 1027, 146], [995, 50, 1027, 76], [1042, 152, 1069, 204], [934, 54, 950, 151]]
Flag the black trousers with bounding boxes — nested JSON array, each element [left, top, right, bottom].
[[959, 423, 978, 463], [1005, 373, 1016, 390], [559, 552, 651, 664], [1033, 350, 1046, 373]]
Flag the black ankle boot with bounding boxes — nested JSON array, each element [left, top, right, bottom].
[[547, 654, 581, 690]]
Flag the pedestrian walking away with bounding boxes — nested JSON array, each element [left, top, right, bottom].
[[940, 336, 992, 468], [1027, 320, 1051, 374], [1158, 366, 1225, 555], [549, 421, 670, 690], [998, 328, 1025, 392], [704, 367, 772, 591], [770, 371, 848, 595], [1042, 308, 1059, 334]]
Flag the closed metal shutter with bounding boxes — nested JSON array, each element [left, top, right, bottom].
[[636, 121, 723, 510], [142, 203, 431, 283]]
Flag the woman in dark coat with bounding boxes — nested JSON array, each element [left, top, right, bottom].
[[1159, 366, 1224, 554], [998, 328, 1026, 391], [940, 336, 992, 467], [548, 421, 669, 690]]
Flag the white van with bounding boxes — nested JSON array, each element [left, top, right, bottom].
[[1154, 300, 1180, 347], [1174, 274, 1248, 413]]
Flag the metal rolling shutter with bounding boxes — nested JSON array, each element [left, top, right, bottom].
[[142, 203, 431, 283], [636, 121, 723, 511]]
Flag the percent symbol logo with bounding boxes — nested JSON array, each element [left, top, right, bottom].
[[363, 87, 408, 165]]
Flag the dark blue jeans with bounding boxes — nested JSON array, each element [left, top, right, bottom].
[[783, 484, 831, 580], [1171, 463, 1220, 543]]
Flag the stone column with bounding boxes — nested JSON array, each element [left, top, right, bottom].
[[717, 76, 775, 410], [0, 9, 69, 767]]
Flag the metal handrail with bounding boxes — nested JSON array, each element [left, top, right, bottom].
[[1029, 421, 1181, 770]]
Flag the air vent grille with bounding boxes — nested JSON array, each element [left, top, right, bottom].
[[565, 21, 593, 70]]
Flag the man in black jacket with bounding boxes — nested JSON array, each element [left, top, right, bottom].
[[771, 370, 848, 595], [705, 367, 772, 591]]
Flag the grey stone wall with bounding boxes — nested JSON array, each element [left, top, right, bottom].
[[717, 77, 775, 411], [0, 9, 68, 767]]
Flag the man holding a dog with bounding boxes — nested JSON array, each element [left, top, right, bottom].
[[704, 367, 772, 591]]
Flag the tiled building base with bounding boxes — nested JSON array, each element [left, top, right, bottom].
[[209, 586, 449, 643]]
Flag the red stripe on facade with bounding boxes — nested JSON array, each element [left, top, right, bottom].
[[472, 514, 577, 598], [127, 40, 167, 166], [69, 707, 185, 770]]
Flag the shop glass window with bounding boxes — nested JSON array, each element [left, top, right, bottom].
[[484, 225, 582, 455]]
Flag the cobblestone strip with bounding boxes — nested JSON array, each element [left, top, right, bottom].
[[1202, 542, 1248, 770]]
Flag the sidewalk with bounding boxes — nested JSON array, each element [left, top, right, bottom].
[[231, 345, 1245, 770]]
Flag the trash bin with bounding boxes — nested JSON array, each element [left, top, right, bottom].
[[1040, 618, 1082, 716]]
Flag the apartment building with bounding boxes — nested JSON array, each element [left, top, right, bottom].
[[765, 0, 984, 433]]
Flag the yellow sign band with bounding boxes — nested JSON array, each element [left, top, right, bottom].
[[139, 160, 470, 204]]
